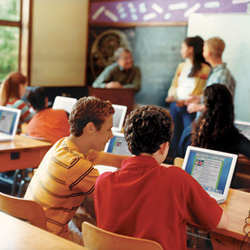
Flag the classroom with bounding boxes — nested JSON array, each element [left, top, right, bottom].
[[0, 0, 250, 249]]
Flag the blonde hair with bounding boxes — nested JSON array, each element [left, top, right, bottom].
[[0, 72, 27, 106], [206, 37, 225, 59]]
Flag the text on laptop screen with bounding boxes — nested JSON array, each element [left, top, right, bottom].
[[185, 150, 233, 195], [0, 110, 18, 135], [106, 135, 131, 155]]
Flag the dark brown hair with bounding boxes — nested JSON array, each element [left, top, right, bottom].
[[192, 84, 240, 150], [124, 105, 173, 155], [69, 96, 114, 137], [184, 36, 207, 77]]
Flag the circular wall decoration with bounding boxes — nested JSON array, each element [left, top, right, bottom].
[[90, 29, 131, 79]]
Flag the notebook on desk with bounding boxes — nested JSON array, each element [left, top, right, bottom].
[[182, 146, 237, 204], [95, 132, 131, 174], [112, 104, 127, 132], [52, 96, 77, 114], [0, 106, 21, 142], [234, 120, 250, 140]]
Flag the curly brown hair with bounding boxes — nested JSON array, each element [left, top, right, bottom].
[[124, 105, 173, 155], [69, 96, 114, 137], [192, 84, 240, 150]]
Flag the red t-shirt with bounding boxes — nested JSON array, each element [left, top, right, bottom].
[[27, 108, 70, 144], [94, 155, 222, 250]]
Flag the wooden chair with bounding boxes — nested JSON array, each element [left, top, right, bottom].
[[82, 222, 163, 250], [174, 157, 184, 168], [0, 192, 47, 230]]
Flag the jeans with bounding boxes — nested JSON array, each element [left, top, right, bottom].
[[168, 102, 195, 159]]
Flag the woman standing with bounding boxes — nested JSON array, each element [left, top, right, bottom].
[[165, 36, 210, 160]]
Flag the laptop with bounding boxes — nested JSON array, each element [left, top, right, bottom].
[[182, 146, 238, 204], [112, 104, 127, 132], [52, 96, 77, 114], [234, 120, 250, 140], [95, 132, 132, 174], [0, 106, 21, 142]]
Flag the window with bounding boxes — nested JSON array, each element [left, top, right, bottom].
[[0, 0, 21, 81]]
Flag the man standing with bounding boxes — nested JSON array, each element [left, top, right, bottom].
[[92, 47, 141, 91]]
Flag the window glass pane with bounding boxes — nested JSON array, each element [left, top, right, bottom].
[[0, 26, 19, 81], [0, 0, 20, 21]]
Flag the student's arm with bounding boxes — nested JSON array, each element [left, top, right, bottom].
[[123, 67, 141, 91], [87, 150, 130, 168], [92, 64, 116, 88]]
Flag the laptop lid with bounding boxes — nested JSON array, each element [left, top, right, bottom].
[[182, 146, 237, 203], [0, 106, 21, 139], [234, 120, 250, 140], [95, 132, 131, 174], [112, 104, 127, 132], [52, 96, 77, 114]]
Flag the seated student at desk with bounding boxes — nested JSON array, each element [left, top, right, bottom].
[[92, 47, 141, 91], [26, 87, 70, 143], [192, 85, 250, 160], [0, 72, 33, 129], [94, 105, 228, 250], [24, 96, 128, 245]]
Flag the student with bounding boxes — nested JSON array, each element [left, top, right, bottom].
[[187, 37, 236, 114], [92, 47, 141, 91], [94, 105, 228, 250], [25, 96, 128, 244], [26, 87, 70, 143], [178, 37, 237, 157], [0, 72, 33, 127], [165, 36, 210, 159], [192, 84, 250, 158]]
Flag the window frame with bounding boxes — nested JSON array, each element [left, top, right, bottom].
[[0, 0, 31, 83]]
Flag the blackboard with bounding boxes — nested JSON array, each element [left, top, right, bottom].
[[88, 26, 187, 107]]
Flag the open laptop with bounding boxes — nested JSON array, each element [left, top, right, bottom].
[[182, 146, 238, 204], [0, 106, 21, 142], [234, 120, 250, 140], [52, 96, 77, 114], [95, 132, 132, 174], [112, 104, 127, 132]]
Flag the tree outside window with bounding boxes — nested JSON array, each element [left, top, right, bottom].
[[0, 0, 20, 81]]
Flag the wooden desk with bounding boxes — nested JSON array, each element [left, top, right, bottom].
[[211, 189, 250, 249], [0, 135, 51, 172], [88, 87, 135, 114], [0, 212, 88, 250]]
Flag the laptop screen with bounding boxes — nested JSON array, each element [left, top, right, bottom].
[[112, 104, 127, 132], [234, 120, 250, 140], [0, 108, 19, 135], [105, 133, 131, 156], [183, 146, 237, 196], [52, 96, 77, 114]]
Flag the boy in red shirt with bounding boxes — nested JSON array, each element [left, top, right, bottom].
[[94, 105, 228, 250]]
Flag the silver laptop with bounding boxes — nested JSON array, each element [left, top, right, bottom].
[[182, 146, 237, 204], [234, 120, 250, 140], [112, 104, 127, 132], [52, 96, 77, 114], [95, 132, 131, 174], [0, 106, 21, 142]]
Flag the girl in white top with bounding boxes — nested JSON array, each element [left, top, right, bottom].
[[165, 36, 210, 160]]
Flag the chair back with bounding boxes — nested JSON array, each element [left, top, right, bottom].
[[82, 222, 163, 250], [0, 192, 47, 229]]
